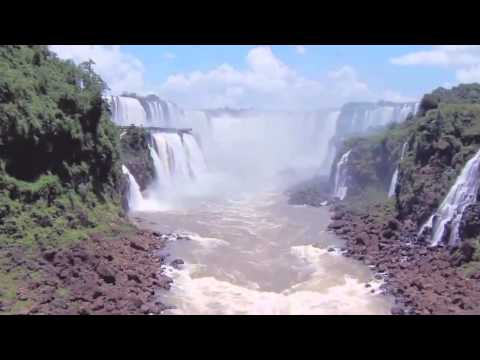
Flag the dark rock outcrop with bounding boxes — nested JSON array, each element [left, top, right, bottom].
[[119, 126, 155, 191], [286, 176, 331, 207]]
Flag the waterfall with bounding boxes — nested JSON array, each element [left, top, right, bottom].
[[122, 165, 145, 211], [149, 144, 173, 190], [325, 102, 418, 186], [388, 142, 408, 198], [333, 150, 352, 200], [162, 133, 191, 182], [111, 96, 148, 126], [321, 111, 341, 173], [110, 95, 187, 127], [336, 102, 419, 139], [183, 133, 208, 179], [114, 94, 422, 195], [419, 148, 480, 247], [149, 131, 207, 190]]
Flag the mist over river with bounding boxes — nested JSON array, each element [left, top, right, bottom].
[[132, 191, 393, 315]]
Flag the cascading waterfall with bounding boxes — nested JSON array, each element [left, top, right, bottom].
[[388, 142, 408, 198], [111, 96, 148, 126], [326, 102, 418, 189], [183, 133, 208, 179], [333, 150, 352, 200], [110, 95, 186, 127], [321, 111, 341, 172], [336, 102, 419, 139], [111, 94, 422, 200], [149, 132, 207, 188], [122, 165, 145, 211], [149, 144, 173, 190], [161, 133, 191, 182], [418, 148, 480, 247]]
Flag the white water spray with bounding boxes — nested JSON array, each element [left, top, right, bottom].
[[183, 133, 208, 179], [122, 165, 145, 211], [321, 111, 341, 173], [333, 150, 352, 200]]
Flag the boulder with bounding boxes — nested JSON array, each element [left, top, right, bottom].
[[170, 259, 184, 269], [96, 263, 116, 285]]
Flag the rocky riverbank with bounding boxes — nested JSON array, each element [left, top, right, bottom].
[[0, 222, 174, 315], [328, 203, 480, 315]]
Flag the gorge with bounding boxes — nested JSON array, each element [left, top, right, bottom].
[[114, 94, 421, 314], [4, 45, 480, 315]]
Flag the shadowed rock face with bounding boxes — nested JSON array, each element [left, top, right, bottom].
[[119, 126, 155, 191]]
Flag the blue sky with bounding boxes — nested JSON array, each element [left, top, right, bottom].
[[121, 45, 453, 97], [50, 45, 480, 110]]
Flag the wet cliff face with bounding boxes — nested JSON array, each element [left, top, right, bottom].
[[329, 84, 480, 249], [396, 103, 480, 225], [0, 45, 123, 247], [119, 126, 155, 191], [329, 119, 413, 200], [333, 101, 418, 144]]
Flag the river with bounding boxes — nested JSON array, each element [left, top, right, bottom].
[[132, 191, 392, 315]]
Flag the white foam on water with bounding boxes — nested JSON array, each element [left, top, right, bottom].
[[160, 242, 389, 315], [185, 233, 230, 249], [140, 192, 392, 315], [162, 258, 389, 315]]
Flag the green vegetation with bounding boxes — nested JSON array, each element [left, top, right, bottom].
[[0, 259, 30, 314], [397, 102, 480, 223], [333, 84, 480, 273], [417, 83, 480, 117], [332, 116, 415, 198], [334, 85, 480, 225], [0, 45, 125, 249]]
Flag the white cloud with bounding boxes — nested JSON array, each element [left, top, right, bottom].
[[50, 45, 412, 110], [326, 66, 370, 97], [295, 46, 306, 55], [163, 52, 176, 61], [381, 89, 417, 103], [456, 65, 480, 83], [158, 46, 384, 110], [390, 45, 480, 84], [49, 45, 147, 95]]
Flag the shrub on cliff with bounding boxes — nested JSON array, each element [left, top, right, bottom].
[[0, 45, 123, 247], [418, 84, 480, 117]]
